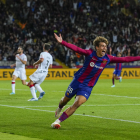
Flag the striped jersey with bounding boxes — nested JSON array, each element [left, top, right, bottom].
[[115, 63, 122, 71], [61, 40, 140, 87]]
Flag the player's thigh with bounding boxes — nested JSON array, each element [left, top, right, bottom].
[[12, 70, 19, 80], [65, 78, 79, 98], [38, 72, 47, 85], [19, 70, 27, 80], [113, 70, 117, 75], [29, 71, 40, 84], [117, 70, 121, 77]]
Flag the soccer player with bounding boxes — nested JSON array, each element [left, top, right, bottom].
[[51, 33, 140, 129], [28, 43, 53, 101], [111, 52, 122, 87], [10, 46, 28, 95]]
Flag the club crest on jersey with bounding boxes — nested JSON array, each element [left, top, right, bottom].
[[102, 60, 107, 64], [90, 62, 95, 67], [90, 62, 103, 69]]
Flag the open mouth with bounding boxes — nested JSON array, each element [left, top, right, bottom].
[[101, 50, 106, 56]]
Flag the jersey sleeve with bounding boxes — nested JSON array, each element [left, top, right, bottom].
[[61, 40, 93, 56], [23, 55, 27, 61], [108, 55, 140, 63], [39, 52, 44, 59]]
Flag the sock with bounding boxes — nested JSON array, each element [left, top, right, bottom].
[[34, 84, 44, 93], [116, 77, 120, 80], [29, 85, 37, 99], [58, 112, 69, 122], [112, 78, 114, 85], [11, 80, 15, 93]]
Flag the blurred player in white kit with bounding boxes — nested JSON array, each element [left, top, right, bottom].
[[10, 46, 28, 95], [28, 43, 53, 101]]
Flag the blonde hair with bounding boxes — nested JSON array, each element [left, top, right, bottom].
[[93, 36, 108, 47]]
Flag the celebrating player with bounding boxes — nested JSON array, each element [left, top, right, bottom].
[[28, 43, 53, 101], [111, 52, 122, 87], [10, 46, 28, 95], [51, 33, 140, 129]]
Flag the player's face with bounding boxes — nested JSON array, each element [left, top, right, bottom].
[[17, 47, 23, 54], [96, 42, 107, 57], [117, 53, 121, 57]]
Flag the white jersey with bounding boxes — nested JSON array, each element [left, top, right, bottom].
[[15, 54, 27, 70], [38, 52, 53, 71]]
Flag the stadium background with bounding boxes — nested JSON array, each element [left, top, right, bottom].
[[1, 1, 140, 140], [0, 0, 140, 78], [1, 0, 140, 80]]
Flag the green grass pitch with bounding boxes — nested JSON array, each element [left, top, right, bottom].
[[0, 79, 140, 140]]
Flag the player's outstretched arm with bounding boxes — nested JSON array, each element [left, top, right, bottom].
[[54, 33, 62, 43], [54, 33, 92, 56], [108, 55, 140, 63]]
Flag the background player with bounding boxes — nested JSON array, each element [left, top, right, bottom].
[[10, 46, 28, 95], [111, 52, 122, 87], [28, 43, 53, 101], [51, 33, 140, 129]]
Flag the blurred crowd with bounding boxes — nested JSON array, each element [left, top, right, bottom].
[[0, 0, 140, 68]]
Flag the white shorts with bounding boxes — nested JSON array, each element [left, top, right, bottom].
[[13, 69, 27, 80], [29, 69, 48, 85]]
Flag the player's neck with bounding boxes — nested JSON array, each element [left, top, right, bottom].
[[19, 53, 23, 56], [96, 52, 103, 57], [44, 50, 48, 53]]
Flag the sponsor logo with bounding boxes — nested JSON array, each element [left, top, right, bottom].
[[67, 92, 69, 96]]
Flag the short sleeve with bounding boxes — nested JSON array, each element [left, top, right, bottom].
[[40, 52, 44, 59], [24, 55, 27, 61]]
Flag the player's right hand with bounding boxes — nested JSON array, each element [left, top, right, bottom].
[[54, 33, 62, 43]]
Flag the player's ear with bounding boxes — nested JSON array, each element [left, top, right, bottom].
[[95, 46, 98, 51]]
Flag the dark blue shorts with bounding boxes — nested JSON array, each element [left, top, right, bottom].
[[113, 70, 121, 77], [65, 78, 92, 100]]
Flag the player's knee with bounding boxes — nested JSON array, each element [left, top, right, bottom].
[[73, 101, 82, 108]]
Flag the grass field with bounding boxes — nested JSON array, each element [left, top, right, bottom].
[[0, 79, 140, 140]]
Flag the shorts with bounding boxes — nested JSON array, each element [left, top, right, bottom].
[[113, 70, 121, 77], [65, 78, 92, 100], [29, 69, 48, 85], [13, 69, 27, 80]]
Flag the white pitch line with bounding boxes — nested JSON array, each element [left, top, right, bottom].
[[17, 104, 140, 108], [1, 88, 140, 99], [0, 88, 65, 92], [74, 114, 140, 124], [93, 94, 140, 99], [0, 104, 140, 124]]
